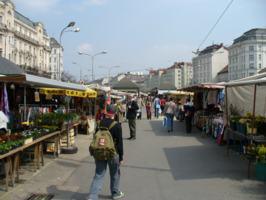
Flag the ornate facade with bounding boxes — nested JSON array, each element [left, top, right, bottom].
[[0, 0, 51, 77]]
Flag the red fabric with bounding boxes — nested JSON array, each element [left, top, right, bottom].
[[160, 99, 166, 106]]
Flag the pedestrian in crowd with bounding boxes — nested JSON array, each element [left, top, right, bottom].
[[115, 101, 124, 124], [136, 96, 144, 120], [163, 97, 177, 132], [160, 96, 166, 116], [177, 101, 185, 122], [184, 98, 194, 133], [153, 95, 160, 118], [87, 109, 124, 200], [145, 101, 152, 120], [126, 95, 139, 140]]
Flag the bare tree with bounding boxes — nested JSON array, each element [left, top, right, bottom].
[[61, 71, 77, 83]]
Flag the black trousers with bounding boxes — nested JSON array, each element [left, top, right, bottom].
[[185, 116, 192, 133]]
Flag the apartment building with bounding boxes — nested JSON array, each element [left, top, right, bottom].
[[0, 0, 51, 77], [192, 44, 228, 84], [50, 37, 62, 80], [228, 28, 266, 80], [145, 62, 193, 90]]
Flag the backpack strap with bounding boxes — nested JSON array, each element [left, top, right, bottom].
[[108, 121, 117, 130]]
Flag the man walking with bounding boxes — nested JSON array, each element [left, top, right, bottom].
[[163, 97, 177, 132], [126, 96, 139, 140], [88, 109, 124, 200]]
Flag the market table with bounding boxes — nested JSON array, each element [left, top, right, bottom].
[[226, 128, 266, 178], [0, 131, 60, 191]]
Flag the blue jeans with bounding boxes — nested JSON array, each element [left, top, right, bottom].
[[89, 155, 120, 200], [165, 113, 174, 131]]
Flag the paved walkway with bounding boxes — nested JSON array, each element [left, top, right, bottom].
[[1, 118, 266, 200]]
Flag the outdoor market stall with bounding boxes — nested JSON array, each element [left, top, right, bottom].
[[0, 65, 97, 190], [180, 83, 225, 142], [225, 73, 266, 180]]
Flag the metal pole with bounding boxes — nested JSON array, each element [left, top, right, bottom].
[[23, 86, 27, 121], [251, 84, 257, 135]]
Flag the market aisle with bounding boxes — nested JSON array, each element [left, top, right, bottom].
[[1, 119, 266, 200]]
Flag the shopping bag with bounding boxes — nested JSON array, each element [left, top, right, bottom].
[[163, 117, 166, 127]]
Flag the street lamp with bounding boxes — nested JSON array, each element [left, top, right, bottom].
[[57, 21, 80, 80], [78, 51, 107, 81]]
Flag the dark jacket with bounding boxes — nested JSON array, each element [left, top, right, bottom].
[[98, 118, 124, 162], [126, 100, 139, 119]]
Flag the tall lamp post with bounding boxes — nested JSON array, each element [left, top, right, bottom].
[[57, 21, 80, 80], [78, 51, 107, 81]]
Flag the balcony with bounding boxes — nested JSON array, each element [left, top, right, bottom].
[[20, 65, 52, 79], [14, 30, 39, 46]]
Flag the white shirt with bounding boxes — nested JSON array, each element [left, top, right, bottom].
[[0, 111, 8, 130]]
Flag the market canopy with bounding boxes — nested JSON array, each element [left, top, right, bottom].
[[112, 77, 139, 91], [0, 57, 24, 75], [39, 88, 97, 98], [0, 73, 86, 91], [225, 72, 266, 116], [179, 83, 225, 92]]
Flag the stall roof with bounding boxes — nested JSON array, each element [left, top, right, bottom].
[[0, 74, 86, 91], [179, 83, 224, 92], [0, 57, 24, 75], [225, 72, 266, 87]]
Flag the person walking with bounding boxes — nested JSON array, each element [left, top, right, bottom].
[[126, 96, 139, 140], [184, 99, 194, 133], [88, 109, 124, 200], [153, 96, 160, 118], [163, 97, 177, 132], [145, 101, 152, 120]]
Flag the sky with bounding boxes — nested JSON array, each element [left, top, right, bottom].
[[13, 0, 266, 80]]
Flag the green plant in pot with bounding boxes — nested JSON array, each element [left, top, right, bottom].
[[255, 145, 266, 181]]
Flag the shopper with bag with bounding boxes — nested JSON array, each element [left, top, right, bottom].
[[163, 97, 177, 132]]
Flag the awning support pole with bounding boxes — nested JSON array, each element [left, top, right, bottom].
[[251, 84, 257, 136], [23, 86, 27, 121]]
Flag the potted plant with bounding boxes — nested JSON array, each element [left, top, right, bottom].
[[256, 145, 266, 181], [255, 116, 266, 136]]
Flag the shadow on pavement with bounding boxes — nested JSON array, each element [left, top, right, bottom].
[[47, 185, 111, 200], [164, 144, 251, 181]]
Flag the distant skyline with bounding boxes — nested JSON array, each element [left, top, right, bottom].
[[13, 0, 266, 80]]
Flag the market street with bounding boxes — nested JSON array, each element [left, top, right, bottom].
[[1, 118, 265, 200]]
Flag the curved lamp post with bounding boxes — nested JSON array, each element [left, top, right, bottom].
[[78, 51, 107, 81], [57, 21, 80, 80]]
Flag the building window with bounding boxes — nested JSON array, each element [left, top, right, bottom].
[[249, 63, 254, 69], [249, 55, 254, 62], [258, 63, 262, 69], [249, 45, 254, 51], [259, 54, 261, 61]]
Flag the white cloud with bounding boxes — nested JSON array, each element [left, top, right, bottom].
[[13, 0, 60, 11], [77, 43, 93, 53]]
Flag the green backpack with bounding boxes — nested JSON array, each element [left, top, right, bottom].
[[89, 121, 117, 160]]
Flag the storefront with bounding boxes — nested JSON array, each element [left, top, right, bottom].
[[180, 83, 225, 143]]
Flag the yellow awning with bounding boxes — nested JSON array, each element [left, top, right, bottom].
[[40, 88, 97, 98]]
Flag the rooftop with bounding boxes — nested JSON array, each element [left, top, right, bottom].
[[233, 28, 266, 44], [198, 43, 224, 56]]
